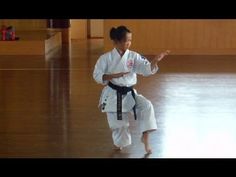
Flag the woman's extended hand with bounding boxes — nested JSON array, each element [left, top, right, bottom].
[[154, 50, 170, 62]]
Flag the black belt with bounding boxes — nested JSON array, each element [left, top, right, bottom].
[[108, 82, 137, 120]]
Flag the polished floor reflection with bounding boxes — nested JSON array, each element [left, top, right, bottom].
[[1, 39, 236, 158]]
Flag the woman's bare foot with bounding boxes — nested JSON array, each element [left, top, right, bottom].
[[141, 132, 152, 154], [113, 145, 122, 151]]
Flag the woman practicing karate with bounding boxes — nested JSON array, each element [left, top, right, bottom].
[[93, 25, 169, 154]]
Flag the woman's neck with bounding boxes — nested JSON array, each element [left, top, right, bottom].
[[116, 47, 126, 57]]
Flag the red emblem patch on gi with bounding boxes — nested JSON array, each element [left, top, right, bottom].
[[127, 60, 134, 69]]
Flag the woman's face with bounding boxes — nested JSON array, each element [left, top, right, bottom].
[[116, 33, 132, 51]]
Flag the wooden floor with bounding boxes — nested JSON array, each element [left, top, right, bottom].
[[1, 39, 236, 158]]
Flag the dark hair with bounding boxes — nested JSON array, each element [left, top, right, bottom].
[[110, 26, 131, 41]]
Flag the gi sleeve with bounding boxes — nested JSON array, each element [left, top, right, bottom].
[[93, 55, 109, 85], [133, 53, 159, 76]]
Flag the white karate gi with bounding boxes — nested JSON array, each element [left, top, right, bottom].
[[93, 48, 158, 148]]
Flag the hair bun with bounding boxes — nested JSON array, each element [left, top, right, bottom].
[[110, 27, 117, 40]]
